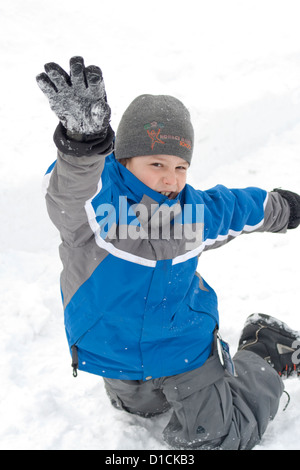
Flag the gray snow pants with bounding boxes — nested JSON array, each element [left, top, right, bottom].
[[104, 343, 284, 450]]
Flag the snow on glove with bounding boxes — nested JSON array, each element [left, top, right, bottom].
[[273, 188, 300, 229], [36, 56, 111, 138]]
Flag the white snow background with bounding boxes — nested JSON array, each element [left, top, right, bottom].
[[0, 0, 299, 450]]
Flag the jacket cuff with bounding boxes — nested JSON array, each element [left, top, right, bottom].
[[53, 122, 115, 157], [272, 188, 300, 229]]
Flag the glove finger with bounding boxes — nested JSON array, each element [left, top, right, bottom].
[[85, 65, 105, 99], [44, 62, 71, 91], [85, 65, 103, 85], [70, 56, 88, 91], [36, 72, 58, 98]]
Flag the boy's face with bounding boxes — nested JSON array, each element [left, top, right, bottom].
[[125, 154, 189, 199]]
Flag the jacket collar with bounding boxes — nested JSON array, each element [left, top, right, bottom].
[[110, 154, 182, 206]]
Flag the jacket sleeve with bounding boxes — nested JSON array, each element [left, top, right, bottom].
[[201, 185, 290, 252], [44, 124, 114, 248]]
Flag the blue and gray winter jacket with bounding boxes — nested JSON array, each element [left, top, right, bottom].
[[44, 140, 290, 381]]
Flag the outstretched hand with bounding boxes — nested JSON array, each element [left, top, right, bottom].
[[36, 56, 111, 137], [273, 188, 300, 229]]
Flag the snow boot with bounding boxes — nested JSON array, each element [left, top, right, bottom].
[[238, 313, 300, 377]]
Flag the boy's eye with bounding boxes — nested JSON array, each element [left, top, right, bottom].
[[150, 162, 188, 170]]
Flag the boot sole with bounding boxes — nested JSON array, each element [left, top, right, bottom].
[[244, 313, 300, 342]]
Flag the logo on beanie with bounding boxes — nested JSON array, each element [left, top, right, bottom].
[[144, 122, 166, 150], [144, 121, 192, 151], [179, 140, 192, 150]]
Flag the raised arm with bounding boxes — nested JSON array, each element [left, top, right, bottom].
[[37, 57, 114, 245]]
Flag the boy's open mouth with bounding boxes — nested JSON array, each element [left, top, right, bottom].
[[159, 191, 177, 199]]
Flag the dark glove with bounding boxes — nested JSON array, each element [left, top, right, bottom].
[[273, 188, 300, 229], [36, 56, 111, 138]]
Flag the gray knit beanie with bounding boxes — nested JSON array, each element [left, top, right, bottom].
[[115, 94, 194, 164]]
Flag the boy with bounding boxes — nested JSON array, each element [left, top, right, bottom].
[[37, 57, 300, 450]]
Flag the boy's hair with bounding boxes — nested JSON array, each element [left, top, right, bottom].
[[115, 95, 194, 164]]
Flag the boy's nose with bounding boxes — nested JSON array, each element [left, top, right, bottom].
[[162, 172, 177, 186]]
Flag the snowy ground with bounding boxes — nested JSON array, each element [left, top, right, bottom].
[[0, 0, 300, 450]]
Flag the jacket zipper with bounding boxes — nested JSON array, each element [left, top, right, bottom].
[[70, 316, 104, 377], [71, 344, 79, 377]]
